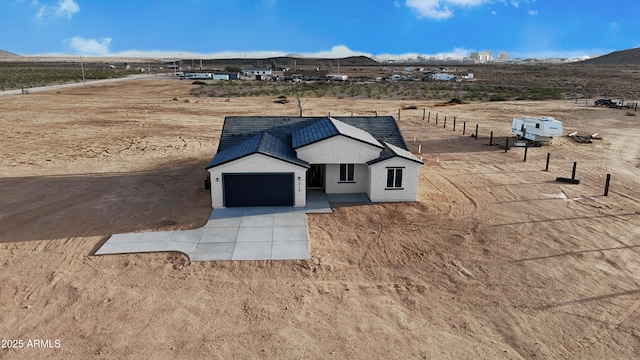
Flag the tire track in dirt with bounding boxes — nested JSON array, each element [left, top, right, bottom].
[[418, 169, 478, 218]]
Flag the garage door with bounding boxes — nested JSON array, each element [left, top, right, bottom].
[[223, 173, 294, 207]]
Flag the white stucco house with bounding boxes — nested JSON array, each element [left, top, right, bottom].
[[242, 68, 272, 80], [206, 116, 423, 208]]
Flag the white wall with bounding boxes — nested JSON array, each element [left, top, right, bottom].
[[207, 154, 307, 208], [324, 164, 369, 194], [368, 158, 421, 202], [296, 136, 382, 164]]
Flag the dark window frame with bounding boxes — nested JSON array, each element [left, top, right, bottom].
[[385, 167, 404, 189], [339, 163, 355, 183]]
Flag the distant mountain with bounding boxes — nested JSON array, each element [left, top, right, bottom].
[[581, 47, 640, 65], [0, 50, 21, 58], [190, 55, 379, 68]]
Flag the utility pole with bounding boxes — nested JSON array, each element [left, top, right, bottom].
[[80, 57, 86, 86]]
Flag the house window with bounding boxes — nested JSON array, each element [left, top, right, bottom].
[[339, 164, 355, 182], [386, 168, 403, 189]]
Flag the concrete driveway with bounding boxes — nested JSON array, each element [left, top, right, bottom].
[[96, 206, 310, 261], [94, 191, 371, 262]]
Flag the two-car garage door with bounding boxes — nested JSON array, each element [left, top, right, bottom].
[[223, 173, 294, 207]]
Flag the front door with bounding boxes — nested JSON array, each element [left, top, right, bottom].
[[306, 164, 325, 189]]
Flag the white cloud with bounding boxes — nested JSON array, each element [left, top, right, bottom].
[[100, 45, 370, 60], [394, 1, 401, 8], [405, 0, 491, 20], [491, 10, 497, 15], [68, 36, 112, 55], [263, 0, 276, 6], [36, 0, 80, 20], [305, 45, 370, 58], [509, 0, 536, 9], [509, 48, 608, 60], [528, 9, 537, 15]]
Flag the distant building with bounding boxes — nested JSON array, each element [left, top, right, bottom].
[[496, 52, 509, 60], [470, 50, 492, 63], [242, 68, 272, 80], [212, 74, 230, 80]]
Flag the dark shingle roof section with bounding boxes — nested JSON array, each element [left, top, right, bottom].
[[206, 131, 309, 168], [208, 116, 413, 168], [336, 116, 407, 149], [291, 117, 339, 148]]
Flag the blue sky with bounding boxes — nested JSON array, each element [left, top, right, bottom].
[[2, 0, 638, 59]]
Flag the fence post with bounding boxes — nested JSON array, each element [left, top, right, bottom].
[[545, 152, 550, 171], [571, 162, 577, 180], [398, 109, 401, 121], [428, 111, 431, 122], [524, 143, 528, 162], [604, 174, 611, 196], [504, 137, 509, 152], [423, 108, 426, 121], [435, 113, 438, 125], [475, 124, 479, 140], [463, 122, 466, 135], [489, 131, 493, 146], [453, 116, 456, 131], [375, 110, 378, 117], [444, 116, 447, 128]]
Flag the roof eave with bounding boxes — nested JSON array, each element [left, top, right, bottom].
[[206, 151, 309, 170]]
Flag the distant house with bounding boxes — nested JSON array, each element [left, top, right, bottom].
[[242, 68, 272, 80], [211, 72, 240, 80], [206, 116, 423, 208], [470, 50, 492, 63]]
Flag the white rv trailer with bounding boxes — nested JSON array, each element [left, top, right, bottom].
[[511, 116, 563, 143]]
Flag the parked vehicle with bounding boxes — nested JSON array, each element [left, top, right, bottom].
[[595, 98, 621, 108]]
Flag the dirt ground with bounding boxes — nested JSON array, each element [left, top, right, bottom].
[[1, 79, 639, 359]]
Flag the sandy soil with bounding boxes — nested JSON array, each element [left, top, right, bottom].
[[1, 80, 639, 359]]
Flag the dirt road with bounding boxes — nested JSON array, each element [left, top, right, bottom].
[[1, 80, 638, 359]]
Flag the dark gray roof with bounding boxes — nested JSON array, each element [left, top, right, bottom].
[[206, 131, 309, 168], [291, 117, 339, 148], [207, 116, 412, 169], [292, 117, 383, 149]]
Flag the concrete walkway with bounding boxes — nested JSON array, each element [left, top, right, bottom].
[[95, 191, 341, 261]]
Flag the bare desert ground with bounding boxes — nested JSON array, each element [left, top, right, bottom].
[[1, 79, 639, 359]]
